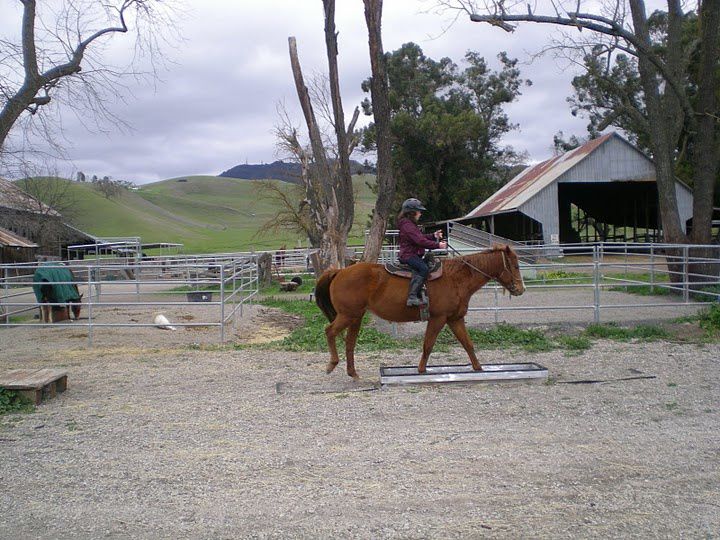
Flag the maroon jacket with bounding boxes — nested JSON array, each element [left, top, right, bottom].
[[398, 217, 439, 261]]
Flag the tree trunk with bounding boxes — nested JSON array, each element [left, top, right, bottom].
[[323, 0, 355, 251], [689, 0, 720, 245], [628, 0, 686, 246], [362, 0, 396, 263], [287, 2, 355, 270]]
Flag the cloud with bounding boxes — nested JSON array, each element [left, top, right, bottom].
[[1, 0, 592, 183]]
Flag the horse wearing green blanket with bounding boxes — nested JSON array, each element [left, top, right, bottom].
[[32, 264, 83, 323]]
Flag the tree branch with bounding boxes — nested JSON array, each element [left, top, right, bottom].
[[467, 8, 695, 129]]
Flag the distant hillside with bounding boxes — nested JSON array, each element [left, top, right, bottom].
[[35, 175, 377, 253], [219, 159, 375, 183]]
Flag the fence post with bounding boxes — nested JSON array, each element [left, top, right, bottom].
[[650, 244, 655, 293], [232, 260, 237, 327], [220, 264, 225, 343], [3, 267, 8, 325], [87, 268, 94, 347], [683, 245, 689, 303], [593, 245, 600, 323], [493, 284, 499, 324], [624, 243, 628, 274]]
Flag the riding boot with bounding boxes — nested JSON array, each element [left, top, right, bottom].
[[406, 274, 425, 306]]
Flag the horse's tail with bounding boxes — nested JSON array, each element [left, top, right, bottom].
[[315, 268, 340, 322]]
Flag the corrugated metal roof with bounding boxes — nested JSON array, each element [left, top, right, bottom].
[[0, 178, 61, 216], [0, 226, 38, 248], [464, 133, 615, 219]]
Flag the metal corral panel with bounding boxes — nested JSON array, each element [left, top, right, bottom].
[[380, 362, 548, 385], [556, 135, 655, 183]]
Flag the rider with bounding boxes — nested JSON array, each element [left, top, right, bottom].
[[397, 198, 447, 306]]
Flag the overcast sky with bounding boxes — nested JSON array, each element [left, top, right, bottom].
[[2, 0, 603, 184]]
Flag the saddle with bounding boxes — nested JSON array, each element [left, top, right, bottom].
[[384, 256, 443, 281]]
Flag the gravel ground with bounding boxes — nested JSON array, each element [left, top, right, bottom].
[[1, 295, 719, 538]]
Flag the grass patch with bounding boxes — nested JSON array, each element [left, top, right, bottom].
[[584, 322, 670, 341], [257, 298, 406, 352], [0, 389, 34, 416], [557, 335, 592, 351], [250, 299, 703, 355], [609, 283, 675, 296], [261, 278, 316, 296], [468, 324, 554, 352], [698, 303, 720, 335], [528, 270, 592, 285]]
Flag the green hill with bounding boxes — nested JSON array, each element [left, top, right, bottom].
[[57, 175, 377, 253]]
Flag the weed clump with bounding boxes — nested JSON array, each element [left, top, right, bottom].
[[0, 389, 34, 416], [698, 304, 720, 335]]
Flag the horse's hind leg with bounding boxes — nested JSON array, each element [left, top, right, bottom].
[[344, 318, 363, 379], [325, 313, 354, 374], [447, 318, 482, 371], [418, 316, 447, 374]]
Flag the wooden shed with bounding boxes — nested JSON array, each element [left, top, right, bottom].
[[461, 132, 693, 244], [0, 226, 38, 264]]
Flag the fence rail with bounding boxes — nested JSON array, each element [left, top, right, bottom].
[[2, 240, 719, 345]]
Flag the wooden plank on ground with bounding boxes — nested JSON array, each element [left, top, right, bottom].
[[0, 368, 68, 390], [0, 369, 40, 387]]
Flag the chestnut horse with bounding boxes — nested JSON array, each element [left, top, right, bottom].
[[315, 245, 526, 378]]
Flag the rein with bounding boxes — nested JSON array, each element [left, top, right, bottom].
[[446, 243, 510, 283]]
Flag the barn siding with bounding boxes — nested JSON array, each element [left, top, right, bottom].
[[676, 183, 693, 232], [556, 136, 655, 183], [519, 183, 559, 244]]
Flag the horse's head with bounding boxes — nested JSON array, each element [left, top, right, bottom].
[[70, 294, 83, 320], [494, 245, 525, 296]]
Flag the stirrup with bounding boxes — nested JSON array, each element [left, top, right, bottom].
[[406, 296, 422, 307]]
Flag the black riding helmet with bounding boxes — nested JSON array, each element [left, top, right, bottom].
[[401, 198, 427, 212]]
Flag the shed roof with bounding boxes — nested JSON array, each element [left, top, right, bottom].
[[465, 132, 631, 219], [0, 178, 61, 216], [0, 226, 38, 248]]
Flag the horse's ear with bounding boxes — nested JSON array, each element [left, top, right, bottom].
[[504, 244, 511, 253], [79, 293, 84, 299]]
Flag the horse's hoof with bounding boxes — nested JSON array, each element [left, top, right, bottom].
[[326, 362, 339, 374], [348, 371, 360, 380]]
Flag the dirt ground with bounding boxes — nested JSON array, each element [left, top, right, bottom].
[[1, 290, 719, 538]]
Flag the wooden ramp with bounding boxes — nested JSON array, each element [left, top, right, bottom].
[[0, 369, 68, 405]]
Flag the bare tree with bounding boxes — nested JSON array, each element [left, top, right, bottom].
[[438, 0, 719, 245], [0, 0, 177, 172], [287, 0, 359, 270], [253, 178, 322, 247], [361, 0, 396, 263]]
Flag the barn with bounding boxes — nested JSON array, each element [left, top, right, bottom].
[[461, 132, 694, 245], [0, 177, 96, 259]]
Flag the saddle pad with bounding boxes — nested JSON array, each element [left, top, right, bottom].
[[384, 258, 443, 281]]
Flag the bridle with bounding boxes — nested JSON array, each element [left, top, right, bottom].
[[447, 243, 518, 293]]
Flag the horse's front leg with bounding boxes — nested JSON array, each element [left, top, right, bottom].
[[324, 314, 353, 374], [418, 316, 447, 374], [344, 318, 363, 379], [447, 318, 482, 371]]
